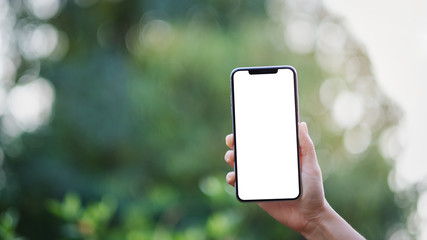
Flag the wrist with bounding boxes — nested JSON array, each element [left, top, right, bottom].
[[301, 201, 365, 240], [300, 200, 332, 239]]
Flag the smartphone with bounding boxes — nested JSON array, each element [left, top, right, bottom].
[[230, 66, 301, 202]]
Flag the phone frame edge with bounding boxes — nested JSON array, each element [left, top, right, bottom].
[[230, 65, 302, 202]]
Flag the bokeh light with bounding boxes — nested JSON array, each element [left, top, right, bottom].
[[343, 124, 371, 155], [140, 19, 174, 51], [284, 17, 316, 54], [18, 23, 59, 60], [332, 91, 364, 129], [6, 77, 55, 133], [25, 0, 60, 20]]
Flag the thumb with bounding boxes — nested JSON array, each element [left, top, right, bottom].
[[298, 122, 318, 167]]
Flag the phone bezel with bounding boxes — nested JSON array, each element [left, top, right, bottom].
[[230, 65, 301, 202]]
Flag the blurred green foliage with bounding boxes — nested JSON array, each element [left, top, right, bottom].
[[0, 0, 409, 239], [0, 209, 22, 240], [47, 192, 116, 239]]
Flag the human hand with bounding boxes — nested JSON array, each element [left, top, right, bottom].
[[224, 122, 325, 234], [224, 122, 365, 239]]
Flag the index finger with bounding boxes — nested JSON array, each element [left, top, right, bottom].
[[225, 134, 234, 149]]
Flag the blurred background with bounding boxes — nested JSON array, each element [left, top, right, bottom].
[[0, 0, 424, 239]]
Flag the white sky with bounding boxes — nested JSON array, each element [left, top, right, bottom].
[[323, 0, 427, 186]]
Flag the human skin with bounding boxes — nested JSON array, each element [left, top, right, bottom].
[[224, 122, 365, 239]]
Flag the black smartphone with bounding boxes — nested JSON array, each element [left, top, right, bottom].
[[230, 66, 301, 202]]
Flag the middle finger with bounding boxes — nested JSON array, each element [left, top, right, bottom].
[[224, 150, 235, 168]]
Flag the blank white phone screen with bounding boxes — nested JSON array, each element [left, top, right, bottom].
[[232, 68, 300, 201]]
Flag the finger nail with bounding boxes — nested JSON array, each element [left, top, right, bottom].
[[301, 122, 308, 134], [226, 172, 233, 182]]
